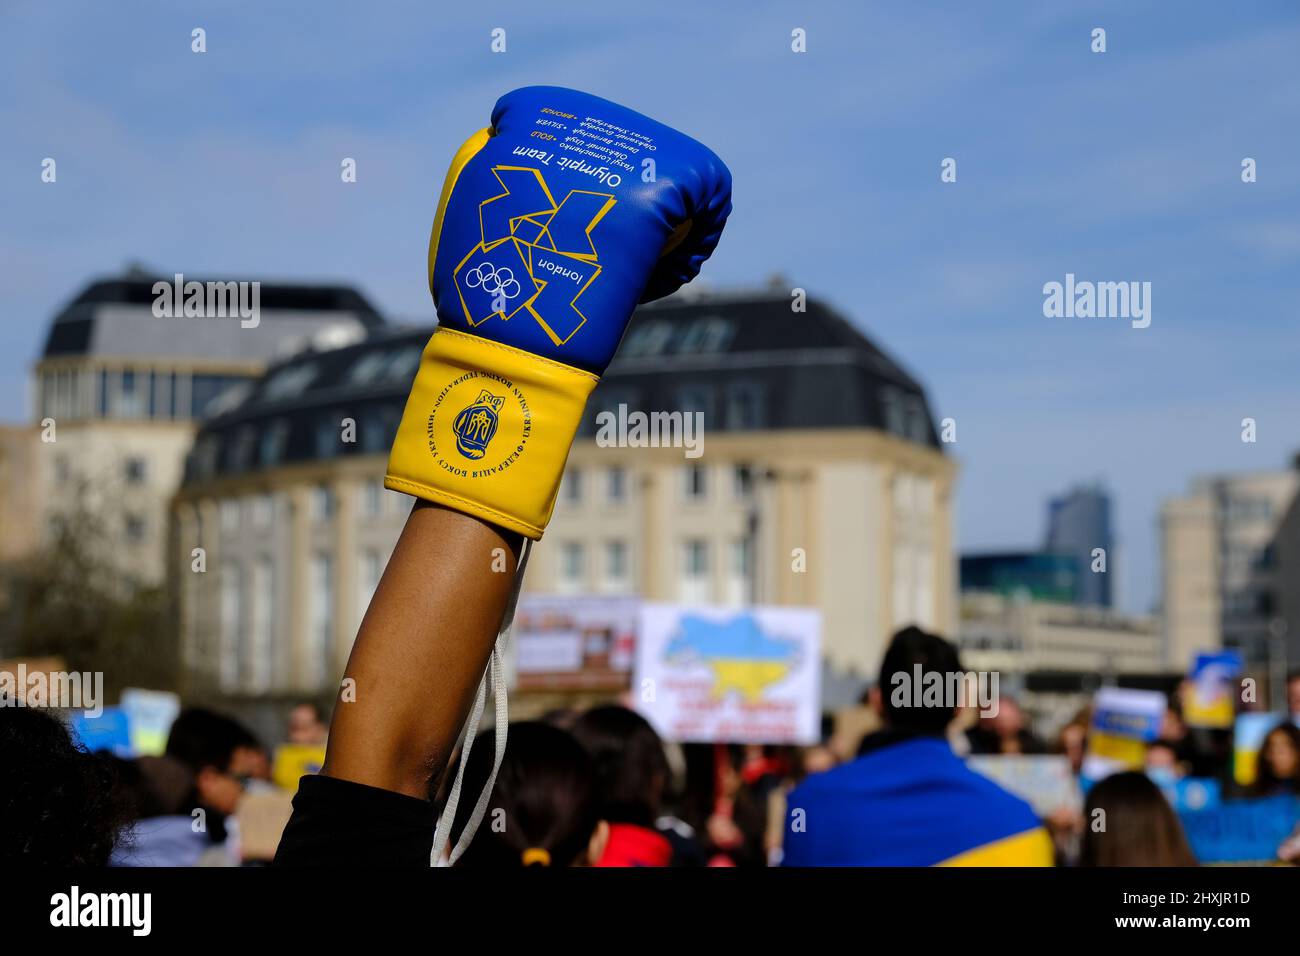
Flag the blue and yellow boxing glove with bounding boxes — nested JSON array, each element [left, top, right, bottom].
[[385, 86, 732, 538]]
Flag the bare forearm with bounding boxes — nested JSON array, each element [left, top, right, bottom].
[[320, 500, 521, 798]]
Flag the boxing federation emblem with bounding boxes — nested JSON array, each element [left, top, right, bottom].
[[452, 389, 505, 460], [454, 165, 615, 347]]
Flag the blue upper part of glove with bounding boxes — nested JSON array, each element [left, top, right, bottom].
[[430, 86, 732, 376]]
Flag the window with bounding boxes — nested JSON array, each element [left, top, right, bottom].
[[249, 557, 275, 692], [361, 408, 399, 454], [560, 542, 585, 593], [728, 537, 754, 605], [684, 539, 710, 577], [892, 541, 935, 630], [219, 561, 244, 691], [124, 513, 146, 542], [311, 485, 335, 523], [607, 466, 627, 503], [893, 473, 914, 514], [359, 548, 383, 627], [226, 427, 258, 473], [150, 372, 170, 420], [262, 362, 319, 401], [259, 419, 290, 467], [732, 537, 753, 578], [169, 372, 185, 419], [95, 370, 107, 417], [315, 414, 342, 459], [386, 347, 421, 384], [725, 383, 764, 430], [40, 371, 55, 419], [678, 317, 735, 354], [307, 553, 334, 689], [346, 351, 391, 386], [56, 369, 75, 419], [219, 499, 241, 534], [906, 396, 930, 443], [679, 539, 711, 603], [914, 476, 934, 515], [733, 464, 754, 499], [119, 369, 145, 419], [562, 469, 583, 505], [881, 386, 905, 436], [683, 463, 708, 501], [606, 540, 628, 581], [191, 435, 220, 480], [362, 479, 384, 518], [251, 493, 274, 529], [191, 374, 232, 419], [620, 321, 674, 357], [676, 385, 712, 424]]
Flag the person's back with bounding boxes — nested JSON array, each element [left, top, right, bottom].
[[783, 730, 1050, 865], [782, 627, 1052, 867]]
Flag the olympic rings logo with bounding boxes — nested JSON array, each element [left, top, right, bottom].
[[465, 262, 521, 301]]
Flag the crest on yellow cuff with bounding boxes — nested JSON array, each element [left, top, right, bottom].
[[385, 328, 597, 540]]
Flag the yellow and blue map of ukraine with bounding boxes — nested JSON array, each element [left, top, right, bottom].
[[665, 614, 801, 703]]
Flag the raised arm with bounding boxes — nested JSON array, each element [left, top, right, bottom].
[[276, 86, 730, 865], [321, 501, 520, 798]]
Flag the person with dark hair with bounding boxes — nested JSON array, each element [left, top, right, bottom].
[[570, 705, 676, 866], [1080, 771, 1196, 867], [165, 708, 266, 854], [104, 753, 212, 867], [450, 721, 607, 867], [0, 707, 128, 866], [1250, 722, 1300, 797], [705, 744, 774, 867], [782, 626, 1053, 866], [966, 696, 1047, 755]]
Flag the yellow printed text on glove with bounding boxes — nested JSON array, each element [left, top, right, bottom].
[[384, 327, 597, 540]]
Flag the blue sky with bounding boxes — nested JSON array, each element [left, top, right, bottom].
[[2, 1, 1298, 614]]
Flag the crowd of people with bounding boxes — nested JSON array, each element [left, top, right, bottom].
[[4, 631, 1300, 867]]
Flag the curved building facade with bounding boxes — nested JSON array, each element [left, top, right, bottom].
[[173, 290, 957, 703], [24, 271, 382, 586]]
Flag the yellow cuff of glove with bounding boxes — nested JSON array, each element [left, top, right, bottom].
[[384, 327, 598, 540]]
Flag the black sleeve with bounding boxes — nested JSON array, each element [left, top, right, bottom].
[[273, 774, 436, 867]]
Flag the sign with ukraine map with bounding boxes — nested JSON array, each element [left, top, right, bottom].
[[634, 603, 821, 745]]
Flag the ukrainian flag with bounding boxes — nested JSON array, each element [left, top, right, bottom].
[[782, 736, 1053, 866]]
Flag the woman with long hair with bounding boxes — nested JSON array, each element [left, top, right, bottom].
[[1079, 771, 1196, 867], [1250, 722, 1300, 797]]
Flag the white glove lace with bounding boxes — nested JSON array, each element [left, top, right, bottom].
[[430, 537, 531, 866]]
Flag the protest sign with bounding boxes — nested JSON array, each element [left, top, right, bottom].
[[967, 755, 1082, 815], [513, 594, 638, 692], [633, 603, 821, 744], [119, 688, 180, 756], [272, 744, 327, 793], [1081, 686, 1166, 783], [68, 707, 133, 757], [1182, 651, 1242, 729], [237, 789, 295, 862], [1179, 796, 1299, 864], [1157, 776, 1221, 813]]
